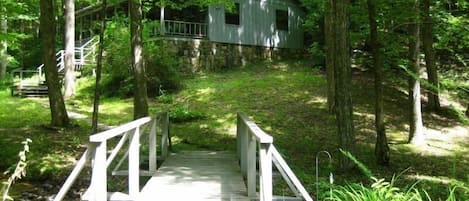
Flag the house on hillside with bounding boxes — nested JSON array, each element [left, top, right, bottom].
[[207, 0, 304, 49], [76, 0, 306, 70]]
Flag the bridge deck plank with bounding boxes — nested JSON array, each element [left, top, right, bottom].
[[139, 151, 250, 201]]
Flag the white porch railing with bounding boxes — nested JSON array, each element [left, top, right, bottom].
[[53, 112, 170, 201], [11, 36, 98, 85], [237, 112, 314, 201], [160, 20, 208, 38]]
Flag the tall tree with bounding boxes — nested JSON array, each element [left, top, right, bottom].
[[130, 0, 149, 119], [0, 6, 7, 80], [407, 0, 425, 145], [333, 0, 356, 169], [63, 0, 76, 98], [91, 0, 107, 133], [40, 0, 70, 127], [367, 0, 389, 165], [325, 0, 335, 112], [422, 0, 440, 111]]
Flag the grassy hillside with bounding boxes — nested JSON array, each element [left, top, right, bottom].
[[0, 60, 467, 200]]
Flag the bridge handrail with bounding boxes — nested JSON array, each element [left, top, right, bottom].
[[53, 112, 170, 201], [236, 112, 314, 201]]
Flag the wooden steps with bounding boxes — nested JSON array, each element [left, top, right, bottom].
[[10, 84, 48, 97]]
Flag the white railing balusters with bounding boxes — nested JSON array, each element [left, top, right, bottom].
[[237, 112, 315, 201], [106, 132, 129, 168], [53, 146, 94, 201], [53, 112, 170, 201], [11, 36, 98, 86], [162, 20, 208, 38]]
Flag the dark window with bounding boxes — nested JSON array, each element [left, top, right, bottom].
[[276, 10, 289, 31], [225, 3, 240, 25]]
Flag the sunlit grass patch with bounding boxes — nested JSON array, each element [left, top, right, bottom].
[[0, 90, 50, 128]]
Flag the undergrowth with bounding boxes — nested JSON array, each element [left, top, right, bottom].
[[329, 150, 469, 201]]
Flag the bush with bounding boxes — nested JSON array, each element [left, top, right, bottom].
[[169, 104, 205, 123]]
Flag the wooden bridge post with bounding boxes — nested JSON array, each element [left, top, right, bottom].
[[237, 113, 248, 177], [128, 127, 140, 198], [161, 113, 169, 160], [90, 141, 107, 201], [149, 117, 157, 173], [259, 143, 273, 201], [247, 131, 257, 197]]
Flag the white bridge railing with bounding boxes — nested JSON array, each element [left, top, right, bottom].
[[237, 112, 314, 201], [53, 112, 170, 201], [11, 36, 98, 85]]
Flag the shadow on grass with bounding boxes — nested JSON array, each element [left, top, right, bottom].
[[162, 61, 469, 200]]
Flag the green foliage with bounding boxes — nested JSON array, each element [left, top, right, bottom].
[[100, 16, 182, 98], [169, 104, 206, 123], [157, 86, 174, 104], [340, 149, 374, 179], [433, 1, 469, 67], [331, 177, 427, 201], [1, 0, 40, 72], [1, 138, 31, 201], [333, 151, 469, 201]]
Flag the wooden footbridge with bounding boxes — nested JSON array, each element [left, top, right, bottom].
[[53, 112, 314, 201]]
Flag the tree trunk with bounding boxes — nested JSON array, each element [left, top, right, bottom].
[[466, 104, 469, 117], [408, 1, 425, 145], [91, 0, 107, 133], [422, 0, 440, 111], [63, 0, 76, 98], [0, 10, 7, 80], [325, 0, 335, 112], [334, 0, 355, 169], [40, 0, 69, 127], [130, 0, 148, 119], [367, 0, 389, 165]]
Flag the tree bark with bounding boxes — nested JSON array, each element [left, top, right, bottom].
[[0, 9, 7, 80], [325, 0, 335, 112], [333, 0, 356, 169], [422, 0, 440, 111], [91, 0, 107, 133], [40, 0, 70, 127], [408, 1, 425, 145], [130, 0, 148, 119], [466, 104, 469, 117], [63, 0, 76, 98], [367, 0, 389, 165]]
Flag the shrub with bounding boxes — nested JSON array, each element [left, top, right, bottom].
[[169, 104, 205, 123]]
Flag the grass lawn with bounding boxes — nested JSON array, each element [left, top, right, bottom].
[[0, 60, 468, 200]]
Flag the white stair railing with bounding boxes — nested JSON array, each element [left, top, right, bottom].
[[53, 112, 170, 201], [12, 36, 99, 85], [237, 112, 315, 201]]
